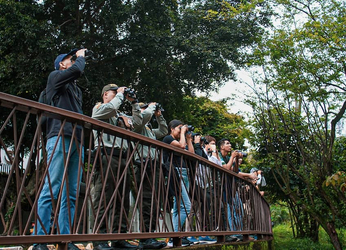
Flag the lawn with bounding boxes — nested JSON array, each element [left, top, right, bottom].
[[273, 224, 345, 250]]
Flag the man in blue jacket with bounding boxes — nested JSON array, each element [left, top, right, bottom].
[[33, 48, 87, 250]]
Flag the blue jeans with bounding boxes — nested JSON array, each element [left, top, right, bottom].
[[33, 136, 84, 235], [173, 167, 191, 232], [227, 191, 243, 232]]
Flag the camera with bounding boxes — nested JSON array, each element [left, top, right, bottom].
[[84, 50, 97, 61], [191, 132, 199, 140], [187, 125, 195, 132], [155, 103, 165, 112], [71, 49, 98, 62], [124, 88, 137, 99], [192, 133, 209, 145], [185, 125, 195, 135], [235, 150, 248, 158], [201, 136, 208, 144]]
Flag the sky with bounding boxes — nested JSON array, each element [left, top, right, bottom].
[[199, 70, 254, 117]]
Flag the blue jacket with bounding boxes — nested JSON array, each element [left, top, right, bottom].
[[46, 56, 85, 142]]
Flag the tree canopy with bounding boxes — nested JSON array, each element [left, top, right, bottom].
[[179, 95, 250, 149], [242, 0, 346, 249], [0, 0, 270, 119]]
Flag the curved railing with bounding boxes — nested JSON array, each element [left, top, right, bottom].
[[0, 92, 272, 247]]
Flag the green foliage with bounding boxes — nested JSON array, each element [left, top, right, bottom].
[[270, 203, 290, 225], [0, 0, 270, 114], [274, 224, 346, 250], [179, 95, 250, 149], [245, 0, 346, 248], [0, 0, 270, 150], [325, 171, 346, 192], [0, 0, 53, 99], [332, 136, 346, 172]]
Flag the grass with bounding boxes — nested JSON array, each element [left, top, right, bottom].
[[273, 223, 346, 250]]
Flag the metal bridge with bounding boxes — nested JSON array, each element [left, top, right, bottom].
[[0, 92, 272, 249]]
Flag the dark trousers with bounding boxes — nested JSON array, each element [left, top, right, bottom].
[[134, 159, 161, 232], [91, 153, 131, 236]]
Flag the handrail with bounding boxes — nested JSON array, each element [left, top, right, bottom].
[[0, 92, 272, 247]]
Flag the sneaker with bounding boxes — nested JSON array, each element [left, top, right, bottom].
[[158, 240, 167, 248], [225, 235, 239, 242], [111, 240, 138, 249], [140, 238, 165, 249], [187, 237, 200, 244], [167, 238, 192, 247], [234, 235, 243, 241], [32, 244, 49, 250], [181, 237, 193, 247], [198, 236, 216, 244], [167, 240, 173, 247], [94, 242, 112, 250]]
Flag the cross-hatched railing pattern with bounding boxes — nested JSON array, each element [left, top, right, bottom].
[[0, 92, 272, 247]]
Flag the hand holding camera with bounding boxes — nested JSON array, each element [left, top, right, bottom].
[[117, 87, 126, 94], [116, 87, 137, 102], [181, 125, 189, 134], [76, 48, 87, 58], [231, 150, 240, 158], [148, 102, 164, 116], [193, 134, 201, 144], [124, 88, 136, 99]]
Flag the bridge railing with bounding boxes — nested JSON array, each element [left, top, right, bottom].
[[0, 92, 272, 247]]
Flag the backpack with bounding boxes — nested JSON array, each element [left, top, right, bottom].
[[116, 115, 134, 131], [37, 88, 59, 131]]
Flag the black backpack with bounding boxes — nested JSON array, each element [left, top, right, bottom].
[[38, 88, 59, 131]]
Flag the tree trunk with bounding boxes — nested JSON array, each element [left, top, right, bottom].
[[324, 222, 342, 250], [309, 217, 319, 242]]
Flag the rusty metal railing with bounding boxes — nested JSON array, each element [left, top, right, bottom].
[[0, 92, 272, 247]]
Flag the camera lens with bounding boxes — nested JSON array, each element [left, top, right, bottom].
[[187, 125, 195, 132]]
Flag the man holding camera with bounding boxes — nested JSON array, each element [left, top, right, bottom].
[[33, 48, 87, 250], [218, 139, 256, 180], [186, 135, 220, 244], [91, 83, 142, 250], [132, 102, 168, 249], [218, 138, 257, 241]]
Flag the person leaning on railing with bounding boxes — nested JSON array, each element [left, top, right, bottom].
[[131, 102, 168, 249], [250, 167, 266, 196], [32, 48, 87, 250], [162, 120, 194, 247], [218, 138, 257, 242], [90, 83, 142, 250], [186, 135, 219, 244]]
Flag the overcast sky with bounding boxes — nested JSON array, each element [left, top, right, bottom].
[[201, 70, 254, 117]]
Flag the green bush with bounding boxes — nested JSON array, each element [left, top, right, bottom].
[[270, 203, 290, 225]]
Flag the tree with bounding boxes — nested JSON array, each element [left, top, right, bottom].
[[0, 0, 271, 118], [244, 0, 346, 248], [178, 95, 250, 149]]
